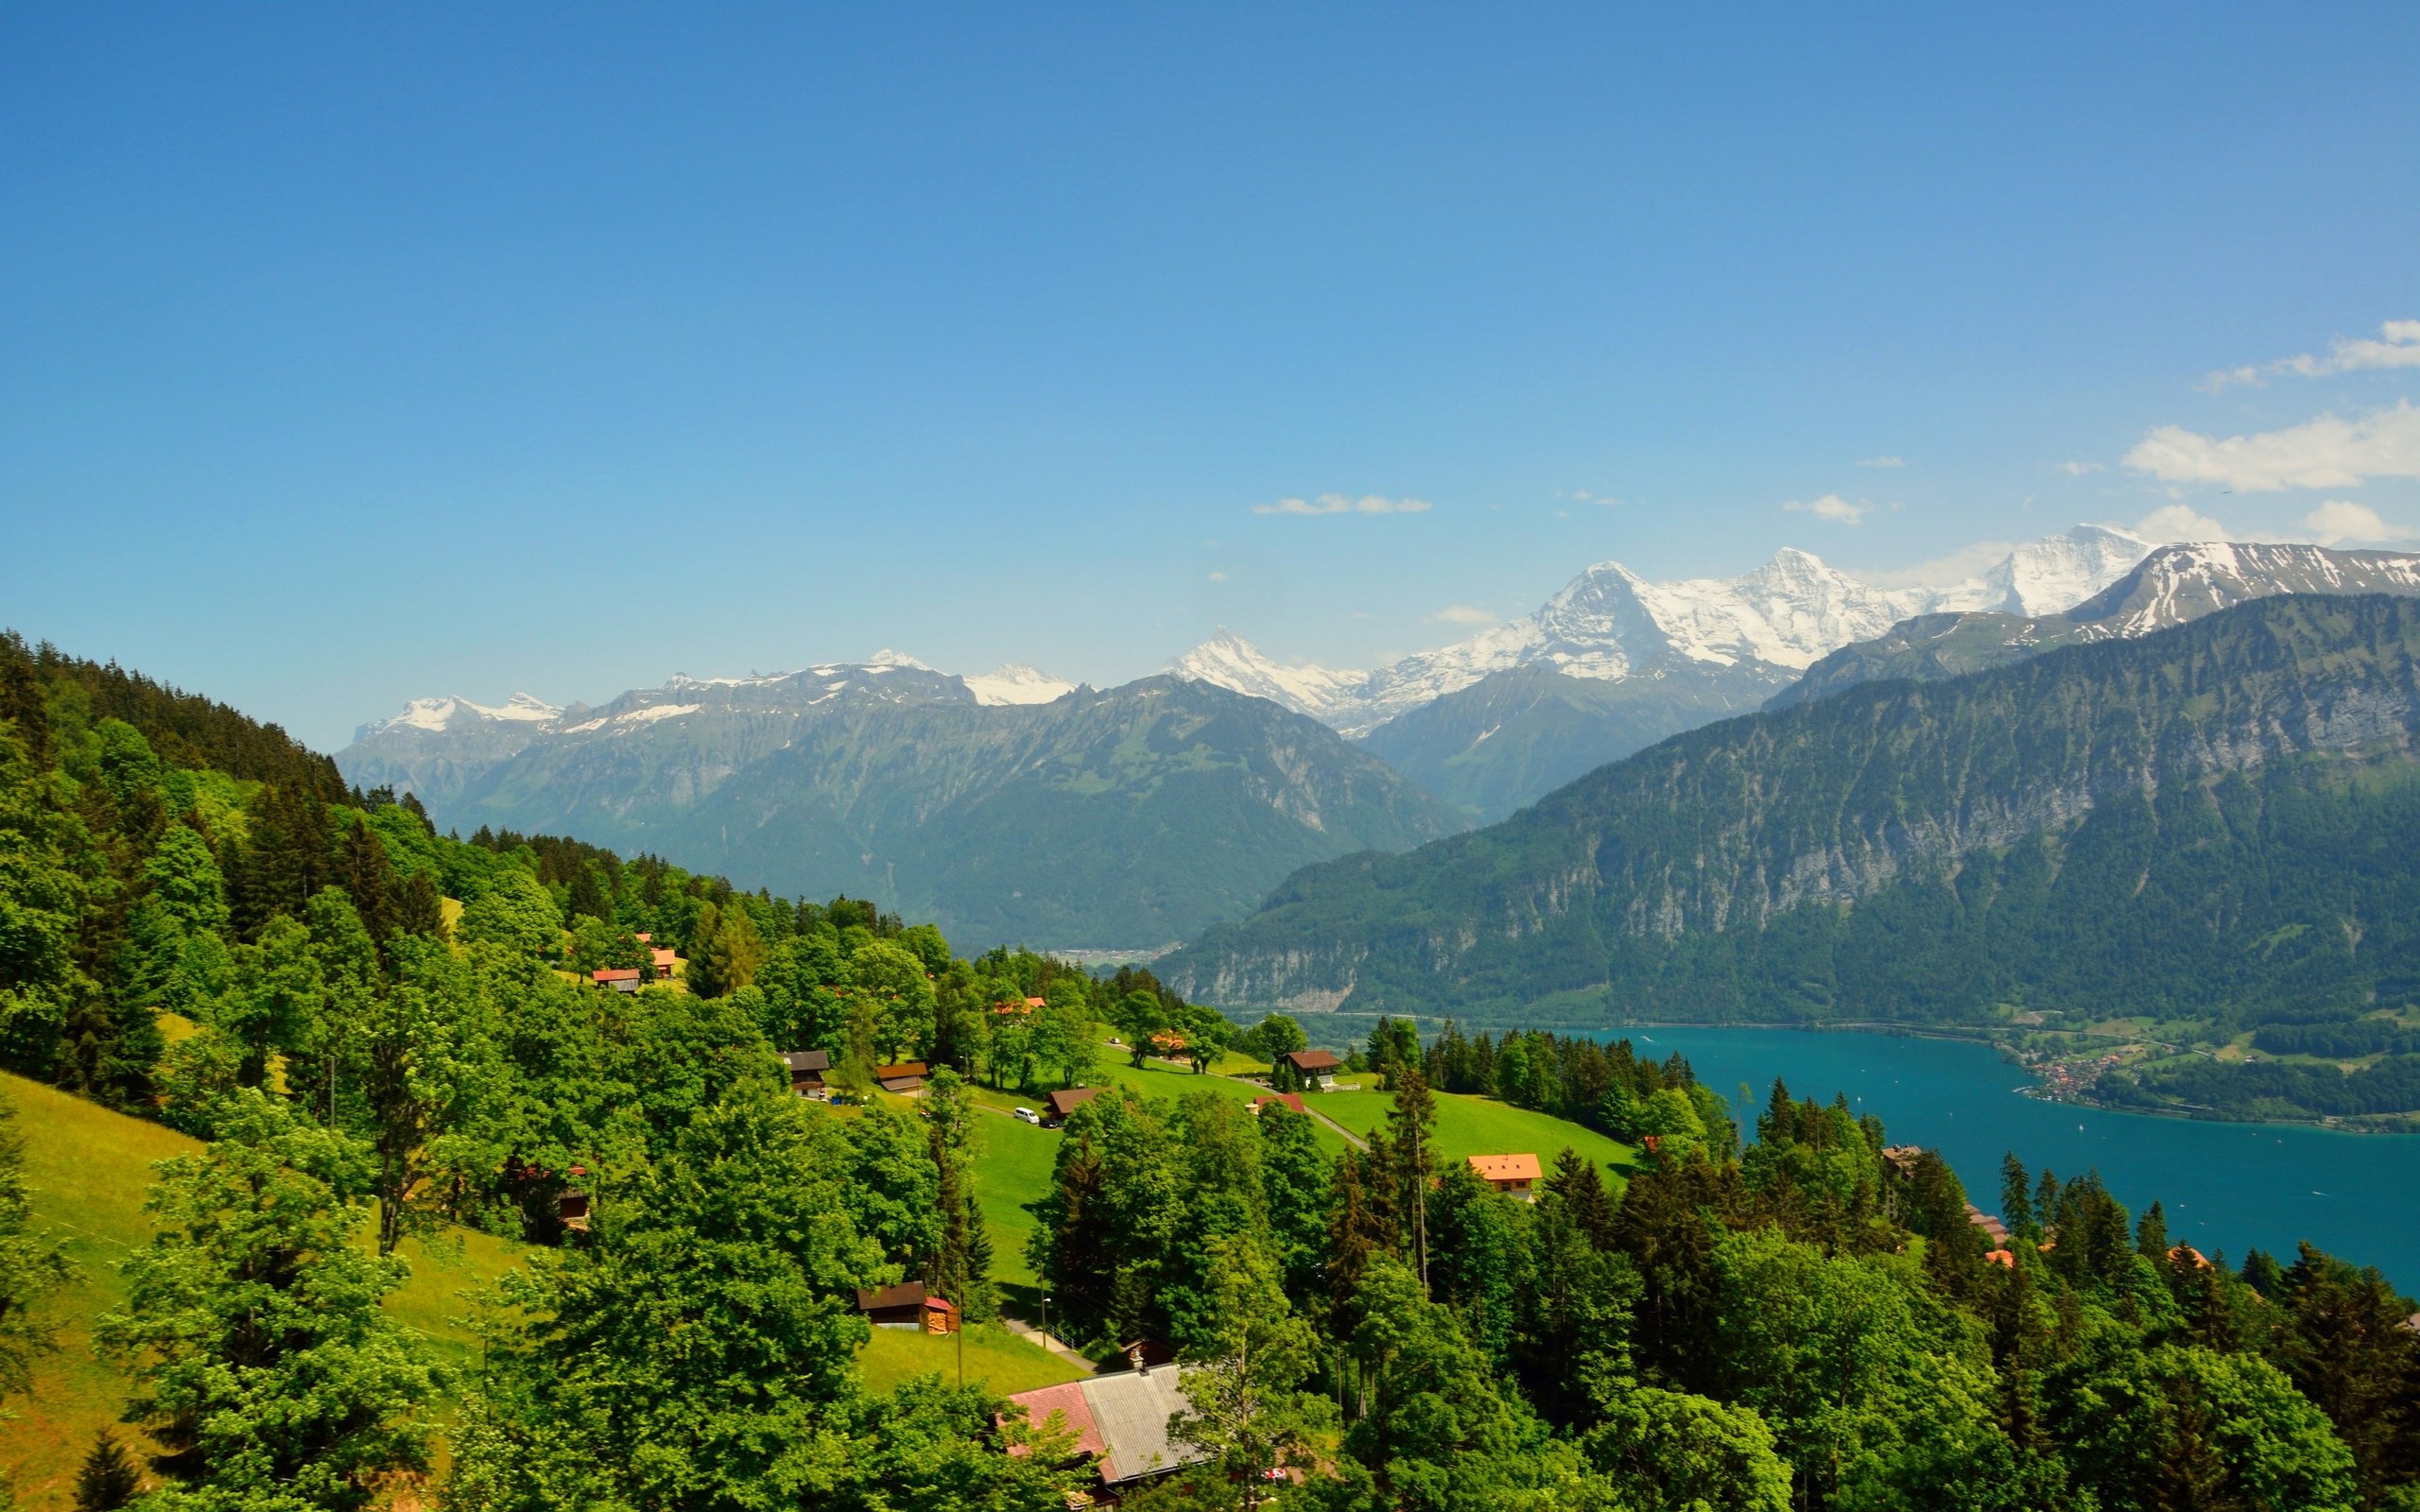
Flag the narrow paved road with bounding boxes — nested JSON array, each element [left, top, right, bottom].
[[1299, 1103, 1368, 1152]]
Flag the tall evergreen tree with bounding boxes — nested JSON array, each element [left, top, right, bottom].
[[72, 1428, 143, 1511]]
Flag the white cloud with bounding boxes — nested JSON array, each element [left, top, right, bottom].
[[2123, 401, 2420, 492], [1856, 455, 1905, 469], [2134, 505, 2234, 543], [1253, 492, 1433, 516], [2204, 319, 2420, 388], [2055, 460, 2104, 476], [1781, 493, 1871, 524], [2302, 499, 2411, 546], [1424, 604, 1496, 626], [1206, 570, 1229, 582], [1858, 540, 2022, 592]]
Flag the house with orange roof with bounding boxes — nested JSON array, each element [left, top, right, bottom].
[[1468, 1153, 1543, 1198]]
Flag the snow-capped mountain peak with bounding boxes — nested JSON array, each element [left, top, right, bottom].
[[357, 692, 562, 740], [964, 663, 1078, 706], [1928, 523, 2154, 617], [866, 648, 934, 671], [1164, 629, 1370, 721], [1167, 525, 2167, 735]]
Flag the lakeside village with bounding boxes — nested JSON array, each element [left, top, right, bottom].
[[571, 953, 2418, 1503]]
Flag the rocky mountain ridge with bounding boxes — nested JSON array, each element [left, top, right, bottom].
[[1774, 541, 2420, 710], [1167, 524, 2155, 736], [1161, 593, 2420, 1025]]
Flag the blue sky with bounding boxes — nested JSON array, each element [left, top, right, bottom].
[[4, 5, 2416, 748]]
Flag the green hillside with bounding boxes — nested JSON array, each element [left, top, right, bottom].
[[0, 1073, 519, 1507], [1308, 1087, 1635, 1181]]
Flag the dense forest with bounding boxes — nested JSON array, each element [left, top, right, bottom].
[[3, 629, 2417, 1511]]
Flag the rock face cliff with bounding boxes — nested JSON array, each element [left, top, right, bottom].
[[1163, 594, 2420, 1026]]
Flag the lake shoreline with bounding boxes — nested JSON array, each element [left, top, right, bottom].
[[1583, 1020, 2420, 1136]]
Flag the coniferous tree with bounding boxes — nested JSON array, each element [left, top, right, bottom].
[[73, 1427, 142, 1511], [2135, 1200, 2169, 1261], [2001, 1153, 2035, 1241], [337, 816, 397, 946], [0, 635, 50, 768], [1387, 1070, 1438, 1292], [395, 870, 446, 939]]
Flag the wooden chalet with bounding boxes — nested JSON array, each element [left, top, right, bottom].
[[855, 1281, 959, 1334], [591, 968, 643, 994], [1045, 1086, 1103, 1125], [649, 946, 678, 974], [1282, 1048, 1342, 1089], [1468, 1153, 1543, 1198], [873, 1061, 929, 1094], [780, 1049, 830, 1094]]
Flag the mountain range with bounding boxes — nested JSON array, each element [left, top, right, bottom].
[[338, 663, 1464, 950], [339, 527, 2420, 952], [1160, 593, 2420, 1029], [1774, 541, 2420, 710], [1172, 523, 2155, 818]]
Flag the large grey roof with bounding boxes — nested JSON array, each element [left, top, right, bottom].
[[1081, 1367, 1203, 1485]]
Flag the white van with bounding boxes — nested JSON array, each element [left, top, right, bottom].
[[1012, 1107, 1042, 1125]]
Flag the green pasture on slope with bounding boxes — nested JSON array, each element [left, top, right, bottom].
[[856, 1322, 1085, 1397], [1306, 1087, 1636, 1184], [0, 1072, 524, 1507], [969, 1108, 1060, 1289]]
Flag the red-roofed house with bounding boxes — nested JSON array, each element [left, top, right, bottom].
[[1001, 1366, 1203, 1492], [1253, 1092, 1306, 1117], [650, 947, 678, 974], [591, 968, 642, 994]]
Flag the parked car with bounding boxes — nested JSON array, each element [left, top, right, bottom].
[[1012, 1107, 1042, 1125]]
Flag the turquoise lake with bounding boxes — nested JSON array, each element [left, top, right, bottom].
[[1593, 1027, 2420, 1288]]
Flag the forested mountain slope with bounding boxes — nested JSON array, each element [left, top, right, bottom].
[[1164, 594, 2420, 1037], [348, 673, 1466, 949]]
